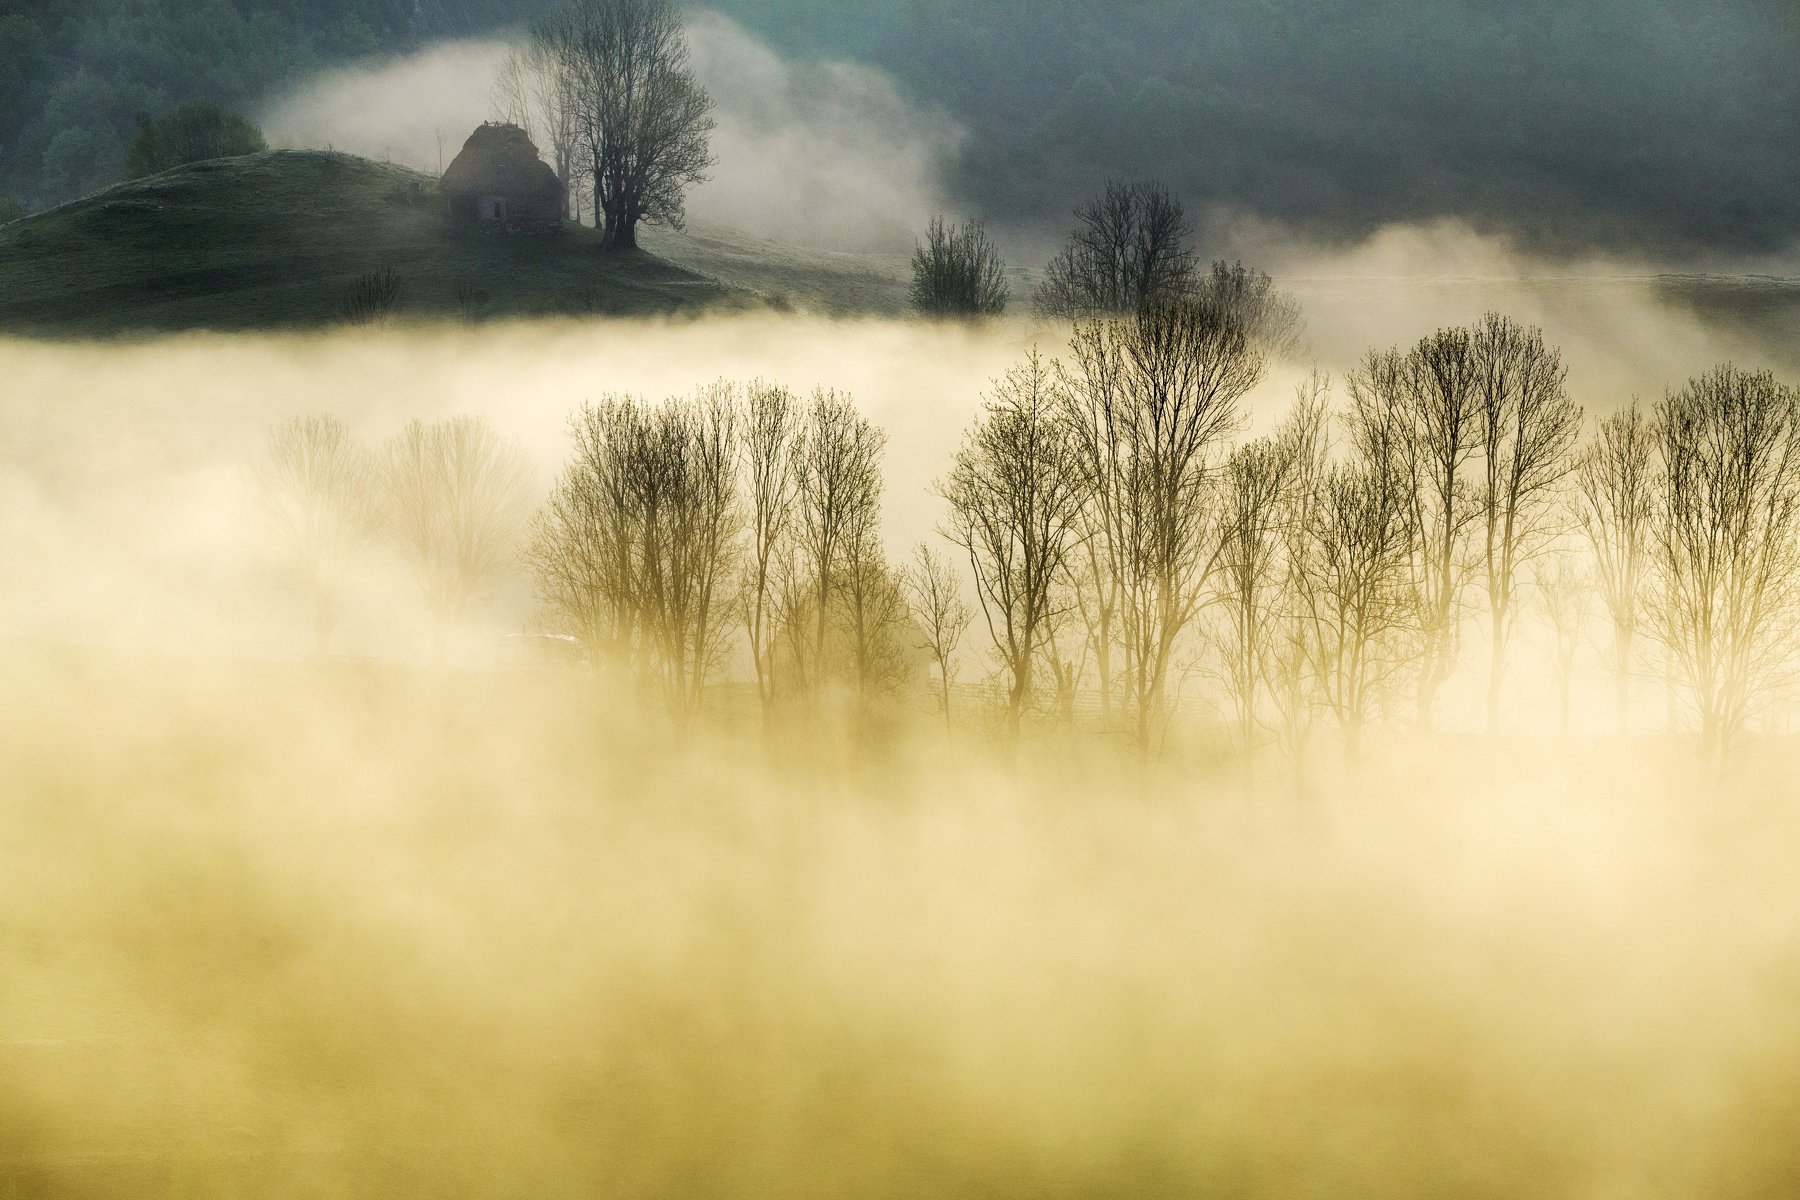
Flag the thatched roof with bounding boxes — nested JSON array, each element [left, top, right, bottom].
[[440, 123, 560, 199]]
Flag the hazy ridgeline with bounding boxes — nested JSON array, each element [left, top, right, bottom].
[[5, 299, 1800, 1195]]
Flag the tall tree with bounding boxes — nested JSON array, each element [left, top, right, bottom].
[[1470, 313, 1581, 732], [791, 390, 885, 699], [739, 382, 800, 716], [381, 416, 535, 666], [1534, 553, 1590, 737], [902, 543, 972, 733], [256, 414, 377, 657], [527, 390, 739, 718], [1211, 385, 1322, 763], [1034, 180, 1195, 317], [1065, 295, 1264, 757], [1293, 398, 1419, 764], [533, 0, 716, 249], [941, 350, 1087, 737], [1575, 402, 1656, 733], [1349, 331, 1481, 729], [493, 37, 588, 221], [1650, 366, 1800, 771]]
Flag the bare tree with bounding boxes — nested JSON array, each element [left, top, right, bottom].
[[533, 0, 716, 248], [1576, 402, 1656, 734], [902, 543, 972, 731], [1034, 180, 1195, 317], [791, 390, 886, 700], [1650, 365, 1800, 770], [838, 543, 911, 709], [1349, 330, 1481, 728], [494, 38, 588, 222], [739, 382, 800, 716], [528, 390, 739, 718], [256, 414, 377, 656], [1264, 374, 1333, 770], [1534, 553, 1590, 736], [1471, 313, 1581, 732], [1198, 260, 1305, 361], [381, 416, 535, 666], [657, 386, 741, 712], [1064, 295, 1264, 757], [530, 398, 644, 673], [1211, 382, 1323, 762], [941, 350, 1087, 737], [1292, 427, 1418, 763], [911, 217, 1008, 317]]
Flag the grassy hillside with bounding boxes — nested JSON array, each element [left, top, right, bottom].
[[2, 149, 1795, 348], [0, 150, 909, 335]]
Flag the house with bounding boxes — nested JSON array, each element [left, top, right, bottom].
[[440, 122, 564, 231]]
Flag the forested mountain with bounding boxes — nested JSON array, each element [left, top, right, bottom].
[[0, 0, 554, 210]]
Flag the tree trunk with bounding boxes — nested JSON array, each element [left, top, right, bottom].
[[939, 665, 953, 739], [1008, 648, 1030, 741], [1486, 609, 1505, 734], [1614, 624, 1632, 735], [314, 589, 333, 658], [431, 615, 449, 669], [1094, 622, 1112, 726], [1700, 710, 1721, 778], [601, 202, 638, 251]]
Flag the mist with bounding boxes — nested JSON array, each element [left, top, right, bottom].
[[258, 12, 960, 252], [6, 240, 1800, 1200], [702, 0, 1800, 267]]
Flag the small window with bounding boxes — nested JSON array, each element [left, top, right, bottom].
[[479, 196, 508, 222]]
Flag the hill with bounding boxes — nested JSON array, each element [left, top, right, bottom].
[[0, 150, 910, 335]]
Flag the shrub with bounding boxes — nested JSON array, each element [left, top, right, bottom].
[[910, 217, 1008, 317], [124, 101, 266, 179], [342, 267, 402, 325]]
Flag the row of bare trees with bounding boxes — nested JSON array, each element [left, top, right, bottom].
[[935, 302, 1800, 772], [257, 414, 534, 661], [258, 327, 1800, 772], [526, 383, 944, 724]]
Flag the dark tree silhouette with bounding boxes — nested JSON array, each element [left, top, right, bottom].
[[528, 390, 740, 717], [1064, 294, 1264, 757], [911, 216, 1008, 317], [533, 0, 716, 249], [1575, 401, 1657, 734], [941, 350, 1086, 736], [1650, 366, 1800, 771], [1034, 180, 1195, 317], [1470, 313, 1581, 732]]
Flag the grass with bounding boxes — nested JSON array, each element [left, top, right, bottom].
[[0, 150, 911, 335]]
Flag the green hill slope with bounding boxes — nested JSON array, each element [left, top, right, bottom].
[[0, 150, 910, 335]]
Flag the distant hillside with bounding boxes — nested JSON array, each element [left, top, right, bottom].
[[0, 0, 561, 209], [0, 150, 911, 334]]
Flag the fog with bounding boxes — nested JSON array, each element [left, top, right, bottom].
[[258, 12, 960, 252], [700, 0, 1800, 265], [5, 291, 1800, 1195]]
